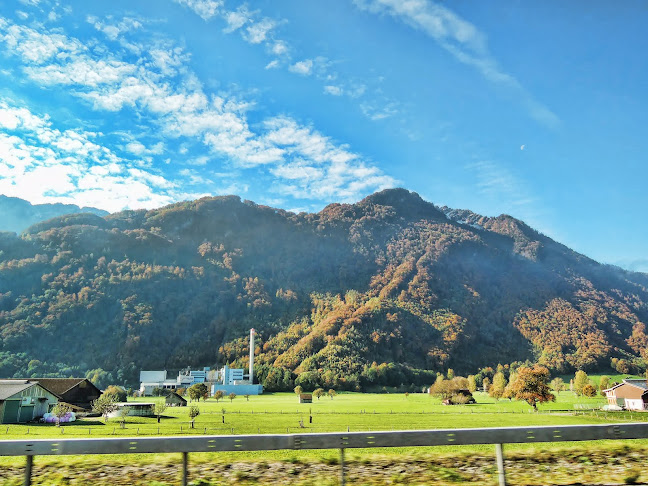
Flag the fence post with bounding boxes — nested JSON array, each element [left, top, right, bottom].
[[340, 448, 346, 486], [24, 455, 33, 486], [181, 452, 188, 486], [495, 443, 506, 486]]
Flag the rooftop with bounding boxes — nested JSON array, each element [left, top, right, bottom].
[[0, 381, 37, 401], [623, 379, 648, 391]]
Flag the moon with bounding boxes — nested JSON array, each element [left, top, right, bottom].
[[520, 145, 525, 151]]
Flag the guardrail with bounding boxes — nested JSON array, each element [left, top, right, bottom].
[[2, 423, 648, 486]]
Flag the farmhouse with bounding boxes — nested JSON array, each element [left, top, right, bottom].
[[0, 380, 58, 424], [603, 379, 648, 410], [31, 378, 101, 412]]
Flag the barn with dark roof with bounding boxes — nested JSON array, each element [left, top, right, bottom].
[[31, 378, 102, 411]]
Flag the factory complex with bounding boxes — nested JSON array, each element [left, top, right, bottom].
[[139, 329, 263, 396]]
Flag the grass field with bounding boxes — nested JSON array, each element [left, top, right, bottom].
[[0, 391, 619, 440], [2, 390, 648, 484], [1, 390, 646, 463]]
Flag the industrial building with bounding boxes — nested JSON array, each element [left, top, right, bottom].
[[139, 329, 263, 396], [139, 367, 213, 396], [211, 329, 263, 395]]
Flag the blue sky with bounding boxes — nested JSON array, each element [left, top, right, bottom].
[[0, 0, 646, 272]]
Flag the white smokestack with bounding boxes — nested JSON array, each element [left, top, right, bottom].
[[249, 328, 255, 384]]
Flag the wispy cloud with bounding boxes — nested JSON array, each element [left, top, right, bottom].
[[86, 15, 142, 41], [263, 116, 397, 200], [0, 16, 395, 207], [222, 5, 250, 33], [360, 100, 399, 121], [172, 0, 393, 124], [465, 160, 536, 209], [353, 0, 560, 127]]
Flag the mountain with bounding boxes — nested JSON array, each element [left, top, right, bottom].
[[0, 188, 646, 391], [0, 195, 109, 234]]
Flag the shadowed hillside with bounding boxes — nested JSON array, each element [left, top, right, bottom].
[[0, 189, 646, 390]]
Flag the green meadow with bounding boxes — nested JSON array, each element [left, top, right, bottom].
[[1, 389, 647, 468]]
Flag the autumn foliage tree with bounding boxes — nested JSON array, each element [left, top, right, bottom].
[[573, 371, 589, 396], [550, 377, 565, 394], [509, 365, 555, 410], [599, 376, 610, 396], [489, 372, 507, 400]]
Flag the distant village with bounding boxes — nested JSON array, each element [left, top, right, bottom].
[[0, 329, 263, 424]]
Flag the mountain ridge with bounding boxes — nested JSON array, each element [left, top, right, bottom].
[[0, 195, 109, 234], [0, 188, 646, 390]]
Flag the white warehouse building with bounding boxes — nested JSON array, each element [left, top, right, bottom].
[[140, 329, 263, 396]]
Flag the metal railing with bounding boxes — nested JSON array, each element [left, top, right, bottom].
[[2, 423, 648, 486]]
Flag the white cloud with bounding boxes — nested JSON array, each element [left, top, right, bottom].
[[0, 23, 83, 64], [289, 59, 314, 76], [0, 99, 175, 212], [125, 141, 147, 155], [244, 18, 277, 44], [360, 101, 399, 121], [265, 60, 280, 70], [222, 5, 250, 33], [173, 0, 377, 114], [271, 40, 289, 56], [324, 85, 343, 96], [179, 168, 212, 185], [0, 16, 396, 206], [354, 0, 559, 127], [26, 59, 135, 87], [87, 16, 143, 41], [262, 116, 397, 200], [172, 0, 222, 21]]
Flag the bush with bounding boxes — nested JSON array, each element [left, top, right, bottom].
[[103, 385, 127, 402], [450, 393, 471, 405]]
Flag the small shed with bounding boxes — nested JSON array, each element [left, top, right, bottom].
[[442, 389, 476, 405], [165, 392, 187, 407], [108, 403, 155, 418], [0, 380, 58, 424], [299, 393, 312, 404]]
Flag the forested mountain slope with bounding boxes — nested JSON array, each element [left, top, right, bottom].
[[0, 189, 646, 390], [0, 195, 108, 233]]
